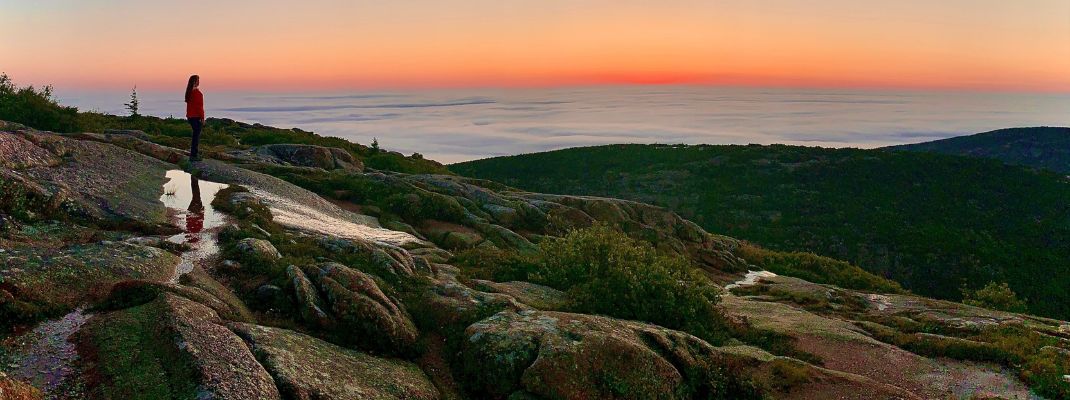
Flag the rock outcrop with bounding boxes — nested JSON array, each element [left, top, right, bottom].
[[231, 323, 439, 400], [223, 144, 364, 172], [77, 294, 282, 400], [310, 262, 420, 355], [3, 123, 1066, 400], [461, 310, 918, 400]]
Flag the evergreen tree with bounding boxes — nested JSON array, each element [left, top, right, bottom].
[[125, 85, 140, 117]]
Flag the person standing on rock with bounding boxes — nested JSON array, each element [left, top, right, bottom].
[[184, 74, 205, 161]]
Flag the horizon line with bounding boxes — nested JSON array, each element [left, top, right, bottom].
[[42, 79, 1070, 97]]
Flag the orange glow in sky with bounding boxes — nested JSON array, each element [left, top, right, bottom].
[[2, 0, 1069, 92]]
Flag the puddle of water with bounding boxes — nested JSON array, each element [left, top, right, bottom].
[[248, 188, 417, 246], [160, 169, 229, 281], [725, 270, 778, 290], [1, 308, 90, 398], [0, 170, 231, 397]]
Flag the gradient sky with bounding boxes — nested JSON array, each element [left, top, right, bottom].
[[3, 0, 1069, 91]]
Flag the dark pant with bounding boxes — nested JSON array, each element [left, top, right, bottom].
[[187, 117, 202, 159]]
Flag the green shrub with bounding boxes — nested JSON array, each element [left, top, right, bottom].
[[961, 281, 1028, 313], [526, 224, 730, 344], [0, 73, 79, 132]]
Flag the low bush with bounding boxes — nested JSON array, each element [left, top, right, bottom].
[[523, 224, 731, 344], [961, 281, 1028, 313], [0, 73, 79, 132]]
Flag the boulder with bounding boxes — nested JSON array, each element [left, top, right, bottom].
[[482, 203, 520, 226], [235, 238, 282, 263], [100, 279, 251, 322], [316, 236, 420, 278], [440, 231, 483, 250], [286, 265, 329, 326], [309, 263, 419, 355], [254, 144, 364, 172], [460, 309, 923, 400], [231, 323, 439, 400], [462, 310, 687, 399], [469, 280, 567, 310], [412, 264, 529, 331]]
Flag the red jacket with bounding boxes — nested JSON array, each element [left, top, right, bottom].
[[186, 88, 204, 118]]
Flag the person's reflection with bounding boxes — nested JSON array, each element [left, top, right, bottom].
[[186, 176, 205, 243]]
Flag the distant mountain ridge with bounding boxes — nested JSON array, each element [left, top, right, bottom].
[[889, 127, 1070, 173]]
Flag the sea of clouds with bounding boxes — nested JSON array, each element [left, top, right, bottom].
[[58, 86, 1070, 164]]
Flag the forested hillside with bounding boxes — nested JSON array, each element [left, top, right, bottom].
[[890, 127, 1070, 173], [453, 143, 1070, 319]]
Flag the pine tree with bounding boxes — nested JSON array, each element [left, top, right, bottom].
[[125, 85, 140, 117], [371, 137, 380, 153]]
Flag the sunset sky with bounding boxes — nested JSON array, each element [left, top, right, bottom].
[[3, 0, 1069, 92]]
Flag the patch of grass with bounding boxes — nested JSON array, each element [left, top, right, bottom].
[[767, 359, 813, 391], [733, 327, 824, 366], [77, 298, 199, 399], [451, 246, 537, 283]]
